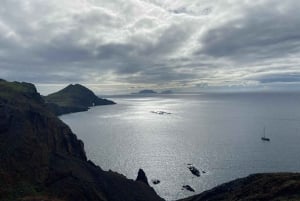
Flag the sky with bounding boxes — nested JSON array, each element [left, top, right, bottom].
[[1, 0, 300, 94]]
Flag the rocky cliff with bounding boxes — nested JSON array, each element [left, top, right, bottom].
[[44, 84, 115, 115], [179, 173, 300, 201], [0, 80, 163, 201]]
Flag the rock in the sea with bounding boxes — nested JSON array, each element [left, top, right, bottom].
[[151, 111, 172, 115], [136, 169, 149, 186], [182, 185, 195, 192], [152, 179, 161, 185], [188, 164, 200, 177]]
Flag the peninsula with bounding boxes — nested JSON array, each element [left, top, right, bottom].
[[44, 84, 115, 115]]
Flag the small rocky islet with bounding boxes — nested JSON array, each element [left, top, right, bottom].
[[150, 110, 172, 115], [187, 164, 201, 177], [182, 185, 195, 192], [152, 179, 161, 185]]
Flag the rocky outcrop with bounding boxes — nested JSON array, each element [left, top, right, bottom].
[[182, 185, 195, 192], [136, 169, 149, 186], [0, 80, 163, 201], [151, 179, 160, 185], [187, 164, 200, 177], [44, 84, 115, 116], [179, 173, 300, 201]]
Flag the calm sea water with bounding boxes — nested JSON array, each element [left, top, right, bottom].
[[61, 93, 300, 200]]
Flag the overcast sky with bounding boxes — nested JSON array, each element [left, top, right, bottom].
[[1, 0, 300, 94]]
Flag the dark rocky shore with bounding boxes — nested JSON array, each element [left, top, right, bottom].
[[180, 173, 300, 201], [1, 79, 300, 201]]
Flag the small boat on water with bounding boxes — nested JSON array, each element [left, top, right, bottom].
[[261, 127, 270, 141]]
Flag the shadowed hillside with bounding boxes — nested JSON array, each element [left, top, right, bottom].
[[44, 84, 115, 115], [179, 173, 300, 201], [0, 79, 163, 201]]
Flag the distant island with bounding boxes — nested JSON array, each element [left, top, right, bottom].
[[137, 89, 157, 94], [160, 90, 173, 94], [44, 84, 115, 115], [132, 89, 173, 95]]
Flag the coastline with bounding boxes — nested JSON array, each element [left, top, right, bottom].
[[1, 79, 300, 201]]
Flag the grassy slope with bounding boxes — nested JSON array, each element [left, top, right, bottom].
[[44, 84, 115, 115]]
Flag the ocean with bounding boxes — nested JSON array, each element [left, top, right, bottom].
[[61, 92, 300, 200]]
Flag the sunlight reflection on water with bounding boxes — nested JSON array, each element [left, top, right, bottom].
[[61, 93, 300, 200]]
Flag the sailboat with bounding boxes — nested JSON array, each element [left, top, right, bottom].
[[261, 127, 270, 141]]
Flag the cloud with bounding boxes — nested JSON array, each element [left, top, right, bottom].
[[197, 1, 300, 61], [0, 0, 300, 94], [259, 73, 300, 84]]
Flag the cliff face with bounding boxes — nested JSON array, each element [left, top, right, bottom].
[[44, 84, 115, 116], [0, 80, 163, 201]]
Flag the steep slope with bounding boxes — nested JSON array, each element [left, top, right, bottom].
[[0, 79, 163, 201], [179, 173, 300, 201], [44, 84, 115, 115]]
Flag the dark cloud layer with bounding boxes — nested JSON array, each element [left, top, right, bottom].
[[198, 1, 300, 61], [0, 0, 300, 94]]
